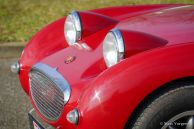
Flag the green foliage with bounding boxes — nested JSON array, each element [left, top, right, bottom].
[[0, 0, 193, 42]]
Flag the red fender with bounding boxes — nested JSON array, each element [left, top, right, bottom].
[[77, 43, 194, 129], [19, 17, 68, 94], [18, 4, 184, 95]]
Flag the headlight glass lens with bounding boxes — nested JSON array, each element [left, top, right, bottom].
[[103, 29, 124, 67], [64, 11, 81, 45]]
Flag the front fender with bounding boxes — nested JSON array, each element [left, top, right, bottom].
[[19, 17, 68, 94], [77, 43, 194, 129]]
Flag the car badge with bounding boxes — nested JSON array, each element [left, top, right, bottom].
[[64, 56, 76, 64]]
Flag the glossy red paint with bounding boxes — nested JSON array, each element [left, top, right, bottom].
[[91, 4, 182, 20], [77, 43, 194, 129], [79, 11, 118, 40], [19, 4, 181, 95], [116, 5, 194, 45], [120, 30, 168, 57], [18, 4, 194, 129], [19, 17, 68, 94]]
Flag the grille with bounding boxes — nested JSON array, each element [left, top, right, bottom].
[[29, 63, 70, 121]]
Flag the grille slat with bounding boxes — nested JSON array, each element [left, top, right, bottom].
[[31, 80, 64, 105], [29, 63, 70, 121], [33, 98, 59, 118], [33, 98, 56, 117], [30, 71, 64, 120], [31, 86, 63, 114], [32, 91, 63, 113], [31, 87, 64, 109]]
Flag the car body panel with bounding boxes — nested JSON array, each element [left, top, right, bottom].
[[79, 11, 118, 42], [77, 43, 194, 129], [17, 4, 194, 129], [34, 42, 194, 129], [91, 4, 182, 20], [19, 17, 67, 94], [116, 5, 194, 45]]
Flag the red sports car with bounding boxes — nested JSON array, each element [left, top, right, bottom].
[[11, 4, 194, 129]]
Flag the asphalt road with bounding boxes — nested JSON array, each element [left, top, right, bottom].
[[0, 58, 32, 129]]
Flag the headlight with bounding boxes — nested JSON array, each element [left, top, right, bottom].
[[64, 11, 82, 45], [103, 29, 124, 67]]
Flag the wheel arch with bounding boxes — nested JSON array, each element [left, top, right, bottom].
[[77, 43, 194, 129], [124, 76, 194, 129]]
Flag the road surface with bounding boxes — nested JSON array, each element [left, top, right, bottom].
[[0, 58, 31, 129]]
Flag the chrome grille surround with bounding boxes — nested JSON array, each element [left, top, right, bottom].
[[29, 63, 71, 121]]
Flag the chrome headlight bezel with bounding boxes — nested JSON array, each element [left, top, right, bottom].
[[103, 29, 125, 67], [64, 11, 82, 45]]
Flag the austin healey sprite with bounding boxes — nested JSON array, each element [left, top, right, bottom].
[[11, 4, 194, 129]]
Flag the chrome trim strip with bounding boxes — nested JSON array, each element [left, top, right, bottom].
[[29, 108, 35, 114], [111, 29, 125, 60], [71, 11, 82, 40]]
